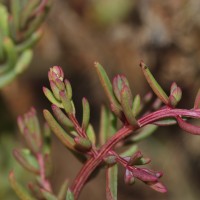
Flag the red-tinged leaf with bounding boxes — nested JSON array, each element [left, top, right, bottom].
[[51, 104, 74, 128], [131, 167, 158, 182], [194, 88, 200, 109], [128, 151, 142, 166], [170, 82, 178, 94], [121, 86, 137, 125], [106, 164, 118, 200], [124, 169, 135, 185], [140, 62, 169, 105], [147, 181, 167, 193], [9, 171, 36, 200], [82, 97, 90, 130], [74, 136, 92, 152], [13, 149, 39, 174], [50, 80, 60, 100], [59, 91, 73, 115], [177, 116, 200, 135]]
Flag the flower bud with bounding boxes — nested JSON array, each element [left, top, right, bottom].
[[48, 66, 64, 82]]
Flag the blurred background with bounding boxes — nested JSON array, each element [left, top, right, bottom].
[[1, 0, 200, 199]]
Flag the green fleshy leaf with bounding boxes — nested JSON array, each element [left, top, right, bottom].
[[94, 62, 122, 117], [43, 87, 63, 108], [64, 79, 72, 100], [9, 171, 36, 200], [60, 91, 73, 115], [74, 137, 92, 152], [86, 124, 96, 145], [41, 189, 57, 200], [57, 179, 69, 200], [51, 104, 74, 129], [43, 109, 75, 150], [106, 164, 118, 200], [3, 37, 17, 69], [121, 86, 137, 125], [50, 80, 61, 100], [132, 94, 141, 117], [66, 189, 74, 200], [0, 4, 9, 36], [131, 124, 157, 142], [15, 49, 33, 74], [140, 62, 169, 105], [120, 145, 138, 157], [81, 97, 90, 130], [13, 149, 39, 174], [153, 118, 177, 126]]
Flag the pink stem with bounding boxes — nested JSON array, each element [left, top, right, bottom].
[[37, 153, 52, 192]]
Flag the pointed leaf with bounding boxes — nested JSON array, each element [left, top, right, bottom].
[[66, 189, 74, 200], [41, 189, 57, 200], [94, 62, 122, 115], [58, 179, 69, 200], [140, 62, 169, 105], [60, 91, 73, 115], [131, 124, 157, 142]]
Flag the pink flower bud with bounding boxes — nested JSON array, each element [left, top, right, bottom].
[[48, 66, 64, 82]]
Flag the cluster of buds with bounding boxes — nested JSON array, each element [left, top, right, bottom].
[[0, 0, 51, 88], [122, 151, 166, 193], [43, 66, 96, 156]]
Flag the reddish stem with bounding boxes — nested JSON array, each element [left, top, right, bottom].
[[70, 107, 200, 199], [36, 153, 52, 192]]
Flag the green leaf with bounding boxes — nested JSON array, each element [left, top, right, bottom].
[[74, 137, 92, 152], [132, 94, 141, 117], [11, 0, 21, 32], [41, 189, 57, 200], [106, 164, 118, 200], [120, 145, 138, 157], [66, 189, 74, 200], [60, 91, 73, 115], [82, 97, 90, 130], [43, 109, 75, 150], [131, 124, 158, 142], [94, 62, 122, 117], [15, 49, 33, 74], [0, 4, 9, 36], [9, 171, 36, 200], [121, 86, 137, 125], [57, 179, 69, 200], [51, 104, 74, 129], [140, 62, 169, 105], [43, 87, 63, 108], [86, 124, 96, 145], [64, 79, 72, 100], [13, 149, 39, 174]]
